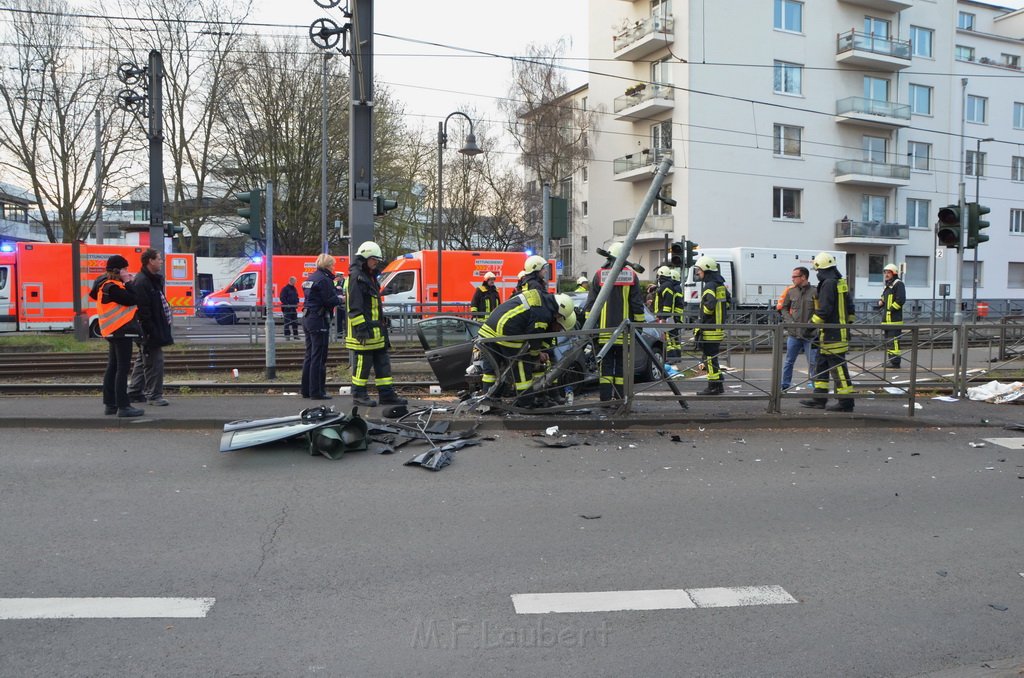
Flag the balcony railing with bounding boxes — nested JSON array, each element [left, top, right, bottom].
[[836, 30, 911, 61], [613, 147, 672, 175], [612, 15, 674, 53], [834, 219, 909, 240], [612, 214, 674, 237], [835, 96, 911, 121], [835, 160, 911, 181], [613, 84, 675, 114]]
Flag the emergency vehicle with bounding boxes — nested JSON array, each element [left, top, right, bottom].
[[378, 250, 556, 312], [0, 242, 196, 336], [201, 254, 349, 325]]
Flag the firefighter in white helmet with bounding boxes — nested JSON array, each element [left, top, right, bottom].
[[800, 252, 856, 412], [878, 263, 905, 368], [654, 265, 683, 358], [470, 271, 500, 316], [574, 275, 589, 294], [519, 255, 548, 293], [693, 255, 729, 395]]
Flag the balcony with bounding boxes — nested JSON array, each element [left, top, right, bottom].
[[835, 30, 911, 71], [834, 160, 910, 187], [612, 16, 674, 61], [612, 214, 674, 238], [613, 84, 675, 121], [834, 219, 910, 245], [612, 148, 673, 182], [834, 96, 911, 129], [837, 0, 912, 12]]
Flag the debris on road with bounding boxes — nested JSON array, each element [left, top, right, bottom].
[[534, 435, 584, 448], [968, 380, 1024, 404], [968, 442, 986, 448], [579, 514, 601, 520]]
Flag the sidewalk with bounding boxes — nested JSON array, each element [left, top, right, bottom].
[[0, 389, 1019, 431]]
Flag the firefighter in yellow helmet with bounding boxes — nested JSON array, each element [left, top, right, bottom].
[[693, 255, 729, 395], [520, 255, 548, 293], [584, 242, 646, 402], [800, 252, 856, 412], [878, 263, 905, 368], [470, 271, 500, 316], [574, 275, 589, 294], [654, 265, 683, 358]]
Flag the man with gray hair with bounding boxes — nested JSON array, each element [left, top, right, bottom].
[[128, 248, 173, 406]]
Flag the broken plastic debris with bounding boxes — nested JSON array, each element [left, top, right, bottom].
[[579, 514, 601, 520], [545, 426, 559, 436], [936, 570, 948, 577], [988, 604, 1008, 611], [968, 442, 986, 448]]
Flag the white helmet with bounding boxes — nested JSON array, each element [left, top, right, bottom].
[[656, 265, 672, 279], [357, 241, 382, 260], [554, 293, 576, 327], [883, 263, 899, 275], [669, 268, 682, 282], [694, 255, 718, 272], [606, 242, 624, 259], [813, 252, 836, 270], [576, 275, 588, 286], [517, 270, 527, 279], [524, 255, 547, 273], [483, 271, 496, 281]]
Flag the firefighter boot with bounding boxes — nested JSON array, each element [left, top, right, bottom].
[[799, 398, 827, 409], [379, 388, 407, 406], [352, 388, 378, 408], [826, 399, 854, 412], [599, 383, 614, 402], [697, 380, 725, 396]]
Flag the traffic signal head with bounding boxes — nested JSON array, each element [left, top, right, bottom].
[[967, 202, 991, 248], [235, 189, 263, 240], [374, 195, 398, 217], [936, 205, 961, 249], [669, 241, 685, 267], [164, 223, 183, 239], [685, 241, 699, 268]]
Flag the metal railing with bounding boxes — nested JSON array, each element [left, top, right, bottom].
[[612, 214, 674, 237], [613, 148, 672, 175], [836, 30, 912, 60], [612, 16, 674, 53], [835, 96, 911, 121], [835, 160, 911, 181], [834, 219, 908, 239], [613, 84, 675, 114]]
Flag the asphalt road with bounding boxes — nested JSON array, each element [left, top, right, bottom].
[[2, 425, 1023, 677]]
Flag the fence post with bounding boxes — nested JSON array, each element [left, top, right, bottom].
[[621, 321, 635, 415], [907, 326, 918, 417], [768, 323, 784, 414]]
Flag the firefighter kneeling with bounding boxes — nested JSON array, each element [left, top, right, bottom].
[[477, 290, 576, 408], [800, 252, 856, 412]]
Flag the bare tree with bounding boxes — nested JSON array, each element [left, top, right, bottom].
[[0, 0, 132, 242], [103, 0, 251, 252]]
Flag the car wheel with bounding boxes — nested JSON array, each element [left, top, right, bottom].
[[638, 342, 665, 383]]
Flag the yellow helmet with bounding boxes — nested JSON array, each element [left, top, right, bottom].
[[517, 270, 527, 279], [813, 252, 837, 270], [356, 241, 382, 259], [694, 255, 718, 272], [669, 267, 682, 282], [524, 255, 547, 273], [656, 265, 672, 279], [554, 293, 576, 327], [483, 271, 496, 281], [607, 242, 624, 259]]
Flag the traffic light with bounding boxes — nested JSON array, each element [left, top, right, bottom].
[[235, 189, 264, 240], [936, 205, 961, 249], [685, 241, 699, 268], [163, 223, 183, 239], [669, 240, 685, 267], [966, 202, 991, 248], [374, 195, 398, 217]]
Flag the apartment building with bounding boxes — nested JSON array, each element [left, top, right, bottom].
[[583, 0, 1024, 300]]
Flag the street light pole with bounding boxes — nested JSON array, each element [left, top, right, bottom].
[[435, 111, 483, 313], [972, 136, 994, 307], [320, 52, 332, 254]]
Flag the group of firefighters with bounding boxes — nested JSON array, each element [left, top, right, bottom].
[[471, 243, 908, 412]]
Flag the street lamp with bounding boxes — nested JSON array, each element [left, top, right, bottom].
[[972, 136, 994, 306], [436, 111, 483, 313]]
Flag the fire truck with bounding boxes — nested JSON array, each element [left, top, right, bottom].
[[0, 242, 196, 336]]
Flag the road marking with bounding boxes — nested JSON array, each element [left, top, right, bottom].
[[511, 586, 797, 614], [0, 597, 215, 619], [983, 438, 1024, 450]]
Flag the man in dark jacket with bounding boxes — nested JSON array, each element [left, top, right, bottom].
[[346, 241, 406, 408], [693, 255, 729, 395], [280, 276, 300, 340], [89, 254, 144, 418], [801, 252, 857, 412], [878, 263, 906, 368], [470, 271, 500, 316], [127, 249, 173, 406], [301, 253, 341, 400]]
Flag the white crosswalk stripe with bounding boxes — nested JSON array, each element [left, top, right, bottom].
[[0, 597, 216, 619], [512, 586, 797, 614]]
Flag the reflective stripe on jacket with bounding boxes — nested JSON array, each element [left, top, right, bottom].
[[583, 264, 645, 345], [96, 279, 138, 337], [811, 269, 855, 355], [881, 278, 906, 325]]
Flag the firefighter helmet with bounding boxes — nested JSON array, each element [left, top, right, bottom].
[[669, 267, 682, 282], [576, 275, 588, 286], [694, 255, 718, 272], [606, 242, 624, 259], [517, 270, 527, 280], [483, 271, 496, 281], [813, 252, 837, 270], [883, 263, 899, 275], [356, 241, 383, 260], [554, 293, 577, 328], [656, 265, 672, 279], [524, 255, 547, 273]]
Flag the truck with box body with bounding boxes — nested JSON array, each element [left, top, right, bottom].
[[0, 242, 195, 336]]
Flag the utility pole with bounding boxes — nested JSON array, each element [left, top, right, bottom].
[[94, 110, 103, 245], [347, 0, 374, 256], [265, 182, 276, 380], [147, 50, 164, 258], [320, 52, 332, 254], [542, 182, 551, 262]]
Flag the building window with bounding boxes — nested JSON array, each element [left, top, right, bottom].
[[581, 166, 588, 183], [773, 124, 802, 157], [1012, 209, 1024, 235], [581, 235, 588, 251], [966, 150, 986, 177], [905, 255, 929, 287], [773, 61, 802, 96], [581, 200, 588, 216], [1009, 263, 1024, 289], [1013, 157, 1024, 182], [581, 96, 587, 111], [868, 254, 885, 283], [1014, 102, 1024, 129], [653, 184, 672, 216], [908, 142, 931, 171], [907, 198, 930, 229], [910, 26, 933, 58], [966, 95, 987, 123], [957, 11, 975, 30], [651, 57, 672, 86], [863, 76, 889, 102], [955, 45, 975, 62], [1003, 54, 1021, 69], [861, 194, 887, 223], [773, 187, 801, 220], [962, 261, 982, 288], [864, 16, 889, 38], [909, 84, 932, 115], [773, 0, 802, 32], [863, 135, 887, 164], [651, 120, 672, 149]]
